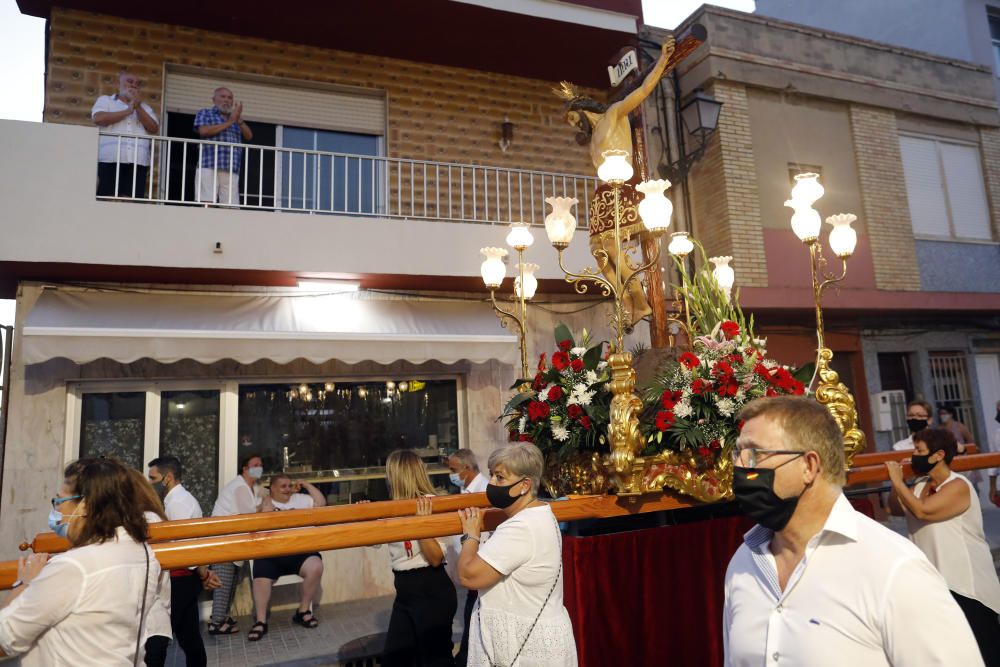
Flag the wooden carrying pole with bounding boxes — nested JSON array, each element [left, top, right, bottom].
[[2, 452, 998, 590]]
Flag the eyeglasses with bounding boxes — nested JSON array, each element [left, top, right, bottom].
[[51, 495, 82, 508], [730, 448, 805, 468]]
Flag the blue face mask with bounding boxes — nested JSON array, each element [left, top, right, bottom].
[[48, 509, 70, 538], [449, 473, 464, 489]]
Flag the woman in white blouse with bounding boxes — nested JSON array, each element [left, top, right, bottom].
[[381, 449, 457, 666], [0, 458, 162, 666], [887, 428, 1000, 665], [457, 443, 577, 667]]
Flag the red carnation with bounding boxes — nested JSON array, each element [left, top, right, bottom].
[[547, 385, 563, 402], [720, 320, 740, 340], [567, 404, 583, 419], [519, 433, 534, 442], [679, 352, 700, 369], [558, 339, 573, 351], [691, 378, 710, 394], [655, 410, 675, 432], [552, 351, 570, 371], [527, 400, 550, 421], [579, 415, 593, 430], [570, 358, 585, 372]]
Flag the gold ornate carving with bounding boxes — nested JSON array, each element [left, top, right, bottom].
[[814, 347, 866, 467], [604, 351, 651, 494], [543, 451, 610, 497], [600, 449, 733, 503], [588, 184, 642, 238]]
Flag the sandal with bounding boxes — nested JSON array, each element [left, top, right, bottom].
[[207, 616, 239, 635], [292, 609, 319, 628], [247, 621, 268, 641]]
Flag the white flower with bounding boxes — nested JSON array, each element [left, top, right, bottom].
[[585, 370, 599, 386], [674, 400, 693, 418], [518, 414, 528, 433], [537, 384, 551, 401], [763, 359, 778, 369], [571, 347, 587, 357], [716, 397, 736, 418], [597, 361, 608, 371], [552, 424, 570, 442], [734, 388, 746, 401], [569, 383, 595, 406]]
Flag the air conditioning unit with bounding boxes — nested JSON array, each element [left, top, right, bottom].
[[871, 390, 907, 434]]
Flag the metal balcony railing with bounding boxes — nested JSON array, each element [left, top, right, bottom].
[[96, 133, 597, 226]]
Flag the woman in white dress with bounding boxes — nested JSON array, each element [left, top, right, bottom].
[[887, 428, 1000, 665], [457, 443, 577, 667]]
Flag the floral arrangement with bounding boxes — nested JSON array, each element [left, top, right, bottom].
[[642, 318, 807, 463], [501, 324, 611, 459]]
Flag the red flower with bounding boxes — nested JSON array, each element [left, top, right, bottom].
[[558, 339, 573, 351], [519, 433, 534, 442], [567, 404, 583, 419], [709, 439, 722, 450], [537, 353, 547, 371], [720, 320, 740, 340], [579, 415, 593, 430], [698, 446, 712, 458], [691, 378, 710, 394], [527, 400, 550, 421], [570, 358, 585, 372], [679, 352, 700, 369], [655, 410, 675, 431], [753, 363, 770, 378], [713, 361, 734, 377], [546, 385, 563, 402], [532, 372, 546, 391], [552, 351, 570, 371], [717, 377, 739, 397], [661, 390, 677, 410]]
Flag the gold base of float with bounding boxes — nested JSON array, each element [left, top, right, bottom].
[[814, 347, 866, 469]]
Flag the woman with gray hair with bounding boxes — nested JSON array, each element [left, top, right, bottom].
[[457, 443, 577, 666]]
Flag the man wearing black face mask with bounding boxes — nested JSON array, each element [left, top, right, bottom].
[[892, 399, 934, 451], [723, 396, 982, 667]]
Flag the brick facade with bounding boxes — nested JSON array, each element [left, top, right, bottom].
[[45, 8, 594, 176], [848, 105, 921, 291], [688, 81, 768, 288], [977, 126, 1000, 242]]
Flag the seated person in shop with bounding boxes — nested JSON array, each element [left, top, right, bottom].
[[248, 475, 326, 641]]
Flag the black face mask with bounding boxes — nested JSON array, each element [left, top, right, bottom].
[[486, 478, 528, 509], [733, 467, 801, 532], [906, 418, 930, 434], [910, 454, 936, 475], [994, 410, 1000, 425], [151, 480, 168, 501]]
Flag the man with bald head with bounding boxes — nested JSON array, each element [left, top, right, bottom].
[[92, 70, 159, 197], [194, 87, 253, 205]]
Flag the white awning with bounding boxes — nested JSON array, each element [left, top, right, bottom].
[[22, 290, 518, 366]]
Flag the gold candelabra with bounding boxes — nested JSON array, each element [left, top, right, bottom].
[[786, 173, 866, 465], [543, 150, 673, 494], [479, 223, 539, 385]]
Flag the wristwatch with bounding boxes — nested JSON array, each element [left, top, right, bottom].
[[460, 533, 480, 545]]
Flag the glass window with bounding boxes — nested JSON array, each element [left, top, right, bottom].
[[280, 127, 380, 214], [80, 392, 146, 469], [159, 390, 220, 515], [990, 14, 1000, 75], [237, 380, 458, 503]]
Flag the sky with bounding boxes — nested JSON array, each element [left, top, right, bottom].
[[642, 0, 755, 29]]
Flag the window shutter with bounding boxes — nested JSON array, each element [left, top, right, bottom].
[[899, 135, 949, 238], [164, 71, 385, 136], [939, 143, 993, 241]]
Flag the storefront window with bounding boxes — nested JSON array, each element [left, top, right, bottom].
[[237, 379, 459, 503], [159, 390, 220, 515], [79, 392, 145, 469]]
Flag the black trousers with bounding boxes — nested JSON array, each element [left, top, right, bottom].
[[454, 589, 477, 666], [144, 635, 169, 667], [171, 573, 208, 667], [952, 591, 1000, 667], [97, 161, 149, 198], [382, 566, 457, 667]]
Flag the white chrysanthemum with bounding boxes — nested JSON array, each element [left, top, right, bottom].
[[518, 414, 528, 433], [716, 397, 736, 418], [552, 424, 570, 442], [537, 384, 551, 401], [585, 370, 599, 386], [571, 385, 595, 406], [571, 347, 587, 357], [674, 401, 693, 418]]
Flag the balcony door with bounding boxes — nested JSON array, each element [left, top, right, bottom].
[[278, 127, 381, 214]]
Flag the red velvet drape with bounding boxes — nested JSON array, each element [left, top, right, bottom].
[[561, 500, 875, 666]]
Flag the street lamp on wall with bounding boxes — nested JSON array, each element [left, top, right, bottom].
[[658, 88, 723, 184]]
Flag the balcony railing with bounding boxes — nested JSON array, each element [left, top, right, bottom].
[[97, 132, 598, 226]]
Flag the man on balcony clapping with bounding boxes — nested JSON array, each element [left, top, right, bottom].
[[91, 70, 159, 198], [194, 87, 253, 206]]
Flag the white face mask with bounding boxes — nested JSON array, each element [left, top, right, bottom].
[[248, 466, 264, 480], [449, 472, 464, 488]]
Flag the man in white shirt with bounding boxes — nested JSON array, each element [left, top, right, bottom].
[[147, 456, 219, 667], [91, 71, 159, 198], [248, 474, 326, 641], [724, 396, 982, 667], [447, 448, 488, 666], [206, 453, 264, 635]]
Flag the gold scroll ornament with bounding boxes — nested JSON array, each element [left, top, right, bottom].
[[814, 347, 866, 468]]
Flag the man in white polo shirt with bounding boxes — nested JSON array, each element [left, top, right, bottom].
[[724, 396, 982, 666], [91, 71, 159, 198], [447, 448, 488, 666]]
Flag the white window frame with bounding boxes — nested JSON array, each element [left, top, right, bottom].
[[899, 131, 996, 244]]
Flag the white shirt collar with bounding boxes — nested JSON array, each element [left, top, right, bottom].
[[743, 493, 858, 554]]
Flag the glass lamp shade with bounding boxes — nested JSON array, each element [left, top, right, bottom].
[[680, 89, 723, 138], [785, 199, 822, 242], [514, 262, 540, 300], [710, 256, 735, 299], [544, 196, 578, 247], [479, 246, 508, 287], [398, 381, 409, 392], [505, 222, 534, 250], [791, 173, 824, 207], [636, 179, 673, 233], [826, 213, 858, 258], [597, 149, 633, 183], [668, 231, 694, 257]]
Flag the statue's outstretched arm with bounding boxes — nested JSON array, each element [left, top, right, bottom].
[[616, 37, 677, 117]]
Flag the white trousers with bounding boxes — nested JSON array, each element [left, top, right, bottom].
[[196, 167, 240, 205]]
